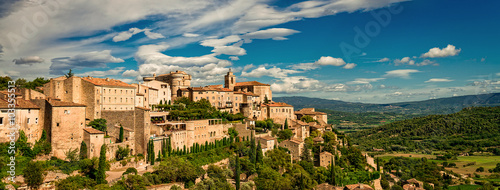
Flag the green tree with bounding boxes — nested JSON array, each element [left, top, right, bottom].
[[115, 146, 130, 161], [329, 159, 336, 185], [249, 133, 256, 164], [118, 125, 124, 143], [56, 175, 97, 190], [65, 69, 74, 78], [89, 119, 107, 132], [300, 115, 315, 123], [235, 156, 241, 190], [264, 96, 269, 104], [277, 129, 293, 140], [96, 144, 107, 184], [284, 119, 289, 129], [17, 130, 34, 157], [24, 161, 46, 190], [256, 142, 264, 164], [80, 141, 88, 160], [64, 148, 79, 162]]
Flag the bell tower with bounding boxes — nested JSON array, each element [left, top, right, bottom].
[[224, 68, 236, 91]]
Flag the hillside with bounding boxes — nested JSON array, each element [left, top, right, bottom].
[[349, 107, 500, 153], [274, 93, 500, 115]]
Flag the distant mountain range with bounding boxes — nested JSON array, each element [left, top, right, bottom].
[[274, 93, 500, 115]]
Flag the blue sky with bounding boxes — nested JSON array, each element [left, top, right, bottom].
[[0, 0, 499, 103]]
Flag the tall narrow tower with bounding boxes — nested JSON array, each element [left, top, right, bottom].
[[224, 69, 236, 91]]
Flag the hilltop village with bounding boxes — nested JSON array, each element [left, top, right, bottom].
[[1, 70, 362, 189]]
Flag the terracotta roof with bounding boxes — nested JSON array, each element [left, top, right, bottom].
[[296, 108, 326, 115], [207, 85, 223, 88], [135, 106, 150, 110], [217, 88, 233, 92], [258, 136, 275, 141], [47, 99, 86, 107], [136, 93, 145, 96], [179, 88, 190, 91], [263, 102, 293, 107], [314, 137, 325, 142], [293, 120, 309, 126], [288, 139, 302, 144], [83, 128, 105, 134], [0, 98, 39, 109], [345, 184, 373, 190], [82, 77, 134, 88], [235, 81, 270, 86], [233, 91, 245, 94], [243, 92, 259, 96]]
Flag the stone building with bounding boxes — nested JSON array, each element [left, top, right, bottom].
[[83, 127, 105, 158], [0, 97, 43, 145], [290, 119, 310, 141], [319, 151, 334, 168], [279, 139, 304, 160], [32, 98, 87, 159], [257, 136, 277, 154], [260, 102, 295, 124], [144, 71, 191, 99], [295, 108, 328, 125], [142, 80, 171, 105], [43, 76, 137, 121]]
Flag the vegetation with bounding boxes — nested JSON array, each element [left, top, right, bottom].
[[80, 141, 87, 160], [96, 144, 107, 184], [115, 146, 130, 161], [350, 107, 500, 153], [154, 97, 246, 121], [23, 161, 46, 190], [118, 125, 124, 143], [89, 118, 108, 132], [0, 76, 50, 90]]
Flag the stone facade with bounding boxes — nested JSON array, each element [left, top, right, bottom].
[[0, 97, 43, 145], [279, 139, 304, 160], [144, 71, 191, 99], [260, 102, 295, 124], [257, 136, 277, 154], [295, 108, 328, 126], [319, 151, 334, 168], [83, 127, 105, 158]]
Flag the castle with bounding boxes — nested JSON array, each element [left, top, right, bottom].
[[0, 70, 330, 161]]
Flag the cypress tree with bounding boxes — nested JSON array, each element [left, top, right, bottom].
[[249, 133, 256, 164], [284, 119, 289, 130], [96, 144, 107, 184], [157, 150, 162, 161], [118, 126, 124, 143], [330, 157, 336, 186], [79, 141, 87, 160], [256, 142, 263, 164], [150, 140, 155, 165], [235, 155, 240, 190], [183, 145, 187, 155], [205, 141, 208, 151]]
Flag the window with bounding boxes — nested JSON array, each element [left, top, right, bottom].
[[35, 118, 38, 124], [57, 123, 60, 127], [64, 110, 70, 114], [28, 109, 31, 113], [0, 117, 3, 125], [121, 90, 123, 94]]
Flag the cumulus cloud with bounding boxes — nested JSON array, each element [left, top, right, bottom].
[[289, 63, 319, 71], [50, 50, 124, 75], [425, 78, 453, 83], [349, 78, 385, 84], [383, 69, 421, 79], [375, 58, 390, 62], [229, 56, 240, 61], [241, 66, 301, 78], [315, 56, 346, 66], [112, 28, 164, 42], [77, 67, 126, 77], [183, 33, 200, 37], [242, 28, 300, 42], [122, 70, 140, 77], [13, 56, 44, 65], [421, 44, 461, 58], [135, 43, 220, 66], [343, 63, 357, 69], [416, 59, 437, 66], [271, 76, 323, 93], [393, 57, 415, 66]]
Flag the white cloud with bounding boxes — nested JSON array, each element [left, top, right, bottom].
[[416, 59, 437, 66], [135, 43, 220, 66], [271, 76, 323, 93], [229, 56, 240, 61], [200, 35, 241, 47], [289, 62, 319, 71], [50, 50, 124, 75], [349, 78, 385, 84], [393, 57, 412, 66], [113, 28, 144, 42], [122, 70, 140, 77], [421, 44, 461, 58], [212, 45, 246, 56], [425, 78, 453, 83], [242, 64, 254, 72], [113, 28, 164, 42], [242, 28, 300, 42], [241, 66, 301, 78], [77, 67, 125, 77], [13, 56, 44, 65], [343, 63, 357, 69], [315, 56, 346, 66], [144, 29, 165, 39], [375, 57, 390, 62], [182, 33, 200, 37], [383, 69, 421, 79]]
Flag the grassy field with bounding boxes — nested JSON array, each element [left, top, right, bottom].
[[372, 152, 500, 176], [448, 184, 483, 190]]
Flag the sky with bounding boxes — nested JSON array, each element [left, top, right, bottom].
[[0, 0, 499, 103]]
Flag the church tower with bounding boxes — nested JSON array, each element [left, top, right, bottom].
[[224, 69, 236, 91]]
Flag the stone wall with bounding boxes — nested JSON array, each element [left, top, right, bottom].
[[49, 105, 86, 159]]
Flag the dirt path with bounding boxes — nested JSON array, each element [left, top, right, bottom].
[[364, 153, 382, 190]]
